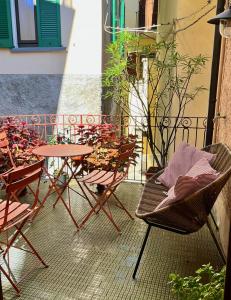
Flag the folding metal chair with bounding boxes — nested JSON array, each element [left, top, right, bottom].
[[120, 141, 136, 153], [0, 159, 48, 295], [0, 131, 31, 199], [77, 148, 135, 233], [0, 131, 16, 174]]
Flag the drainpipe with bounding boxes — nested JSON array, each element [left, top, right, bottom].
[[205, 0, 225, 146], [120, 0, 125, 54], [112, 0, 117, 42], [120, 0, 125, 29], [213, 38, 226, 142]]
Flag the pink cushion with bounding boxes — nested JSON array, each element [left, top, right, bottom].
[[155, 158, 219, 211], [157, 142, 215, 188]]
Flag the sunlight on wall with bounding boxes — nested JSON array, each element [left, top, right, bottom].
[[63, 0, 102, 75], [57, 0, 103, 114]]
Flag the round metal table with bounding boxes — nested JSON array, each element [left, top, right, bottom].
[[33, 144, 93, 158], [32, 144, 93, 229]]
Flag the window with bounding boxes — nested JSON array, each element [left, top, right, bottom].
[[138, 0, 159, 29], [0, 0, 13, 48], [0, 0, 61, 48], [15, 0, 38, 46]]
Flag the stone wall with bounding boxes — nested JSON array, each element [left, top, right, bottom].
[[0, 74, 101, 116]]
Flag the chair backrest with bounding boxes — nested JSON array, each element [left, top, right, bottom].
[[120, 141, 136, 153], [6, 159, 44, 193], [0, 131, 16, 169], [105, 148, 135, 188], [115, 148, 135, 174], [153, 143, 231, 233], [1, 159, 44, 229]]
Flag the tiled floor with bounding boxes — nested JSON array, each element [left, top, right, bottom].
[[1, 182, 223, 299]]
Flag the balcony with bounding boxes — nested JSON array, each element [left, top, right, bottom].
[[0, 113, 225, 299], [1, 181, 223, 300]]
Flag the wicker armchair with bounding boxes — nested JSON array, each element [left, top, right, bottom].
[[133, 143, 231, 279]]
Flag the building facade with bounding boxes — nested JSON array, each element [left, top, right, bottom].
[[0, 0, 109, 116]]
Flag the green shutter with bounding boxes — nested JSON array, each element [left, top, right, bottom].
[[37, 0, 61, 47], [0, 0, 13, 48]]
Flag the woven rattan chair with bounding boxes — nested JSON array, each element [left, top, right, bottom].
[[133, 143, 231, 279]]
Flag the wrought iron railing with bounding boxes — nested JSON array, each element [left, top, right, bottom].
[[0, 114, 207, 183]]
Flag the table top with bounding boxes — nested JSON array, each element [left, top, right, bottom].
[[32, 144, 93, 158]]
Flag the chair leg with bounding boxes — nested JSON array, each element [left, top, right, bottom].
[[4, 221, 48, 268], [79, 188, 122, 233], [210, 212, 219, 230], [133, 224, 152, 279], [0, 264, 20, 295], [112, 192, 134, 220], [3, 220, 26, 259], [207, 221, 226, 264], [14, 225, 48, 268]]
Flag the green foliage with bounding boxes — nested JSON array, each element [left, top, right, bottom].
[[169, 264, 226, 300], [103, 33, 208, 168]]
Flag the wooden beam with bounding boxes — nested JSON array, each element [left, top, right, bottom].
[[145, 0, 154, 30]]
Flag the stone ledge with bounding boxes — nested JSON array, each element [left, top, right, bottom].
[[11, 47, 66, 53]]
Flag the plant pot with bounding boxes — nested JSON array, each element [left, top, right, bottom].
[[96, 184, 105, 194], [145, 166, 161, 180], [56, 173, 68, 187]]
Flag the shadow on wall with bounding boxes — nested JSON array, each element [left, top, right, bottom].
[[0, 0, 75, 115]]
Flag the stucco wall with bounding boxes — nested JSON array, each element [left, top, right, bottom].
[[157, 0, 215, 118], [175, 0, 215, 117], [214, 38, 231, 256], [125, 0, 139, 28]]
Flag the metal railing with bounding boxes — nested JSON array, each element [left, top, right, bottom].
[[0, 114, 207, 183]]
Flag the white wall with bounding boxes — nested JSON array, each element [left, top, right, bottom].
[[125, 0, 139, 29], [0, 50, 66, 74], [64, 0, 103, 75], [0, 0, 104, 76]]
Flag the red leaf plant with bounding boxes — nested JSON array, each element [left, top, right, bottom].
[[0, 117, 46, 172]]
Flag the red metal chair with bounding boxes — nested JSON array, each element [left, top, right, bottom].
[[77, 147, 135, 233], [0, 131, 35, 199], [0, 131, 16, 172], [0, 159, 48, 295], [120, 141, 136, 153]]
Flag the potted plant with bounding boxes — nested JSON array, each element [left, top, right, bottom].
[[0, 117, 46, 173], [169, 263, 226, 300], [53, 168, 69, 188], [103, 33, 207, 174]]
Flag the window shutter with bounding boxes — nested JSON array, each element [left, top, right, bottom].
[[36, 0, 61, 47], [0, 0, 13, 48]]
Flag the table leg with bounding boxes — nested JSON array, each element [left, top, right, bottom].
[[32, 161, 80, 230], [0, 272, 3, 300], [79, 184, 121, 232], [53, 160, 95, 211]]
